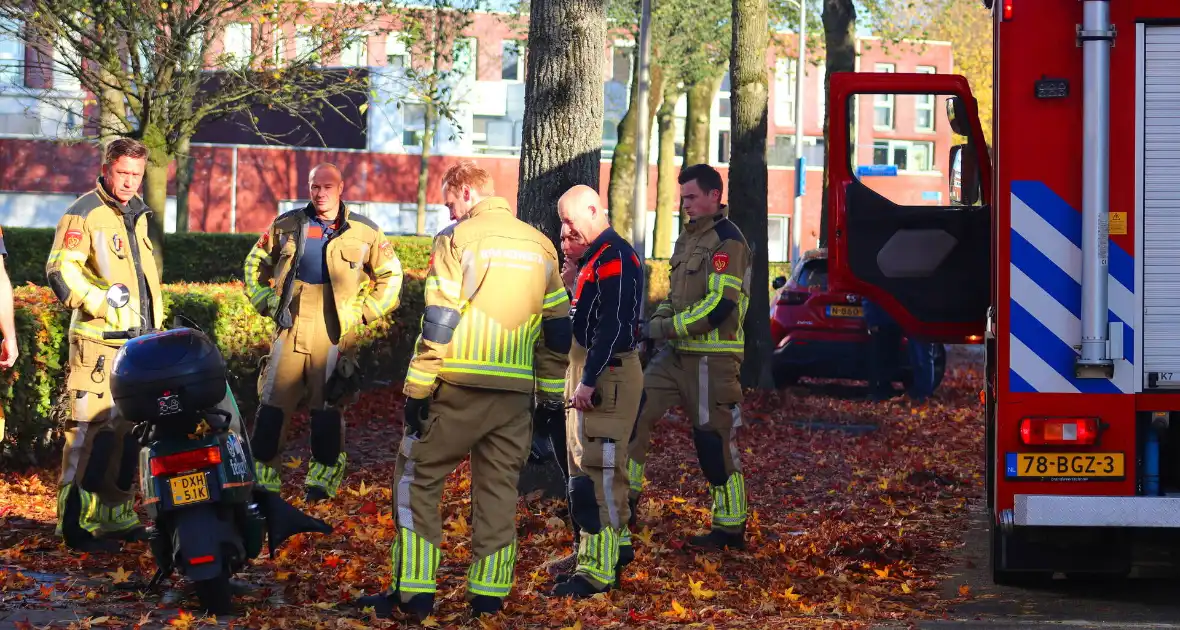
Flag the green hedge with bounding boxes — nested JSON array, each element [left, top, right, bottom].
[[3, 227, 434, 286]]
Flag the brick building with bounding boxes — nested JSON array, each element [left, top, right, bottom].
[[0, 12, 954, 262]]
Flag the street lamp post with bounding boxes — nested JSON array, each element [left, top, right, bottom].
[[789, 0, 806, 266], [632, 0, 653, 321]]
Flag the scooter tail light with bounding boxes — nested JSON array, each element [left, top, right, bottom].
[[1018, 417, 1099, 445], [150, 446, 222, 476]]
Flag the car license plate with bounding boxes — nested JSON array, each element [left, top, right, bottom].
[[169, 472, 210, 506], [828, 305, 863, 318], [1005, 453, 1124, 479]]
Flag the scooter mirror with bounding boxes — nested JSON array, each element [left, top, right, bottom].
[[105, 284, 131, 310]]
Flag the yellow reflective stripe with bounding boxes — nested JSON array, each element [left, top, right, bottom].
[[406, 366, 437, 387], [451, 310, 540, 366], [628, 459, 645, 493], [441, 360, 534, 380], [254, 461, 282, 493], [250, 286, 276, 311], [243, 246, 271, 303], [715, 273, 742, 292], [393, 528, 440, 594], [673, 289, 723, 337], [425, 276, 461, 302], [670, 340, 743, 353], [536, 377, 564, 394], [466, 539, 518, 597], [710, 471, 748, 527], [306, 452, 348, 496], [543, 288, 569, 309], [575, 527, 618, 586]]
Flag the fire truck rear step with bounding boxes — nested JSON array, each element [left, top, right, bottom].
[[1013, 495, 1180, 528]]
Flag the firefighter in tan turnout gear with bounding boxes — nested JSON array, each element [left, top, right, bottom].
[[47, 138, 165, 552], [243, 163, 404, 502], [356, 162, 571, 621], [623, 164, 752, 560]]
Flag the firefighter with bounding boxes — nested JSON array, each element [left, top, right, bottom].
[[356, 161, 571, 621], [540, 185, 644, 598], [863, 296, 901, 401], [242, 163, 404, 502], [0, 225, 16, 370], [624, 164, 752, 560], [46, 138, 164, 552]]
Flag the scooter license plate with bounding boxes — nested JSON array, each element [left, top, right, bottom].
[[169, 472, 210, 506]]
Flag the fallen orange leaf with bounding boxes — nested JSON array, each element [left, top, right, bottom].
[[284, 456, 302, 469]]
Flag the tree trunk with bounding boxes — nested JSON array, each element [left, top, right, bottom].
[[819, 0, 857, 247], [417, 103, 436, 236], [607, 50, 642, 238], [141, 160, 169, 271], [98, 69, 124, 147], [682, 69, 727, 170], [653, 82, 680, 259], [174, 136, 194, 233], [516, 0, 608, 252], [730, 0, 772, 390]]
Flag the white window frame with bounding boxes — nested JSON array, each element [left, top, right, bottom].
[[386, 32, 410, 70], [873, 63, 895, 131], [402, 102, 428, 149], [501, 40, 523, 82], [871, 138, 935, 172], [767, 215, 789, 262], [295, 26, 319, 65], [223, 22, 252, 64], [53, 39, 81, 92], [774, 57, 797, 126], [914, 65, 936, 133], [611, 42, 633, 87], [0, 17, 22, 87], [339, 31, 368, 67]]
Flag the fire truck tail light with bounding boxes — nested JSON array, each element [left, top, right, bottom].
[[1019, 417, 1099, 445], [1002, 0, 1013, 20]]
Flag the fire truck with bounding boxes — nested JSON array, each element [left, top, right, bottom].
[[824, 0, 1180, 581]]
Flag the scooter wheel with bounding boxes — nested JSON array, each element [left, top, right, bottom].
[[193, 573, 233, 616]]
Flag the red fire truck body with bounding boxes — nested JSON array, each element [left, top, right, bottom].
[[826, 0, 1180, 580]]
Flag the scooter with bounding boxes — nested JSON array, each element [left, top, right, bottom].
[[100, 284, 334, 614]]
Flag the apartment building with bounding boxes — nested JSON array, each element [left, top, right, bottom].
[[0, 13, 954, 261]]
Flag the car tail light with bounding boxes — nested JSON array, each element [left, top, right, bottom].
[[1019, 417, 1099, 445], [779, 291, 808, 305], [150, 446, 222, 476]]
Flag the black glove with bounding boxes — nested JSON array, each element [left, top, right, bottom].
[[404, 396, 430, 437]]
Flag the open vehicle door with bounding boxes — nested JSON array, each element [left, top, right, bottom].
[[825, 72, 992, 344]]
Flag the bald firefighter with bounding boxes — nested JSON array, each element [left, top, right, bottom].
[[543, 185, 644, 598], [47, 138, 164, 552], [623, 164, 752, 560], [357, 161, 571, 621], [243, 163, 404, 502]]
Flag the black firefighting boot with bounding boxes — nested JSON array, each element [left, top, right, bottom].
[[304, 486, 331, 503], [687, 525, 747, 551], [470, 595, 503, 618], [550, 574, 610, 599], [355, 590, 434, 622]]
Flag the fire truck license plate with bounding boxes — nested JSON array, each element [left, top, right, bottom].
[[828, 305, 863, 318], [169, 472, 210, 506], [1006, 453, 1124, 479]]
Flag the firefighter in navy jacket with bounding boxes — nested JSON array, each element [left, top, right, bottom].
[[545, 185, 644, 598]]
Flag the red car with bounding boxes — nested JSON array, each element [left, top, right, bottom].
[[770, 249, 946, 391]]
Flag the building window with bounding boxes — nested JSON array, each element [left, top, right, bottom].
[[403, 103, 426, 147], [502, 40, 522, 81], [872, 139, 934, 172], [223, 23, 252, 63], [455, 37, 477, 80], [768, 215, 788, 262], [295, 27, 319, 64], [387, 34, 410, 69], [0, 18, 21, 87], [340, 32, 367, 67], [769, 135, 825, 168], [873, 63, 895, 130], [471, 115, 494, 146], [719, 97, 731, 118], [53, 39, 81, 92], [612, 44, 632, 86], [774, 57, 797, 126], [717, 130, 730, 164], [914, 67, 935, 132]]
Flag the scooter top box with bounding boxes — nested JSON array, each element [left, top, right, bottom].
[[110, 328, 228, 424]]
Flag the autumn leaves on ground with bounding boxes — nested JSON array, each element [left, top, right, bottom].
[[0, 350, 983, 629]]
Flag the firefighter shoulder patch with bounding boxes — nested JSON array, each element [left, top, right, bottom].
[[712, 252, 729, 273], [64, 229, 83, 250], [379, 239, 393, 258], [256, 231, 270, 251]]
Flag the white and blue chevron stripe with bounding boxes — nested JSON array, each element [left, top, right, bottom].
[[1009, 181, 1135, 394]]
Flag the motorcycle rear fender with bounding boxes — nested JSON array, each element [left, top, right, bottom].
[[168, 504, 243, 582]]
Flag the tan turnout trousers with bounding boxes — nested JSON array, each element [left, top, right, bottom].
[[564, 341, 643, 589], [251, 281, 351, 496], [388, 382, 532, 602], [57, 338, 141, 541], [625, 346, 748, 540]]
